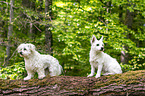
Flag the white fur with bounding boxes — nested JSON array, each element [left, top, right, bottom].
[[17, 43, 62, 80], [87, 35, 122, 78]]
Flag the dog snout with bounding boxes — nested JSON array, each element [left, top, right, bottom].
[[101, 47, 104, 51], [20, 52, 23, 55]]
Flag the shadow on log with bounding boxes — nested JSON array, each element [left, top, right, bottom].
[[0, 70, 145, 96]]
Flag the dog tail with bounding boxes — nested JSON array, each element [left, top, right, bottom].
[[55, 60, 63, 76], [58, 64, 63, 75]]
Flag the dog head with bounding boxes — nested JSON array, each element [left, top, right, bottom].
[[91, 35, 104, 52], [17, 43, 36, 58]]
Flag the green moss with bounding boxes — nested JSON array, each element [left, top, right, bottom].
[[95, 70, 145, 88], [126, 80, 140, 85], [0, 70, 144, 90], [0, 75, 53, 90], [0, 79, 22, 90]]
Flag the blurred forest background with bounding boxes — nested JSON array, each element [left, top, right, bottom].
[[0, 0, 145, 80]]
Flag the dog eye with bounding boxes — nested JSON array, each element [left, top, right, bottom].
[[96, 44, 99, 46], [24, 48, 27, 50]]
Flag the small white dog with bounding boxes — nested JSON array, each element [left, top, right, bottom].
[[87, 35, 122, 78], [17, 43, 62, 80]]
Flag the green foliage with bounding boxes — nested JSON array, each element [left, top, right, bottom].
[[0, 62, 26, 80], [52, 0, 145, 76], [0, 0, 145, 79], [120, 63, 133, 72]]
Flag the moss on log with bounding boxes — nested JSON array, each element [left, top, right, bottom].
[[0, 70, 145, 95]]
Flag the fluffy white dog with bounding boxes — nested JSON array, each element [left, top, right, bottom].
[[87, 35, 122, 78], [17, 43, 62, 80]]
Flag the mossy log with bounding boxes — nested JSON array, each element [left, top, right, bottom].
[[0, 70, 145, 96]]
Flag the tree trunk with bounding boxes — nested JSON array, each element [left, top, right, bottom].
[[22, 0, 35, 9], [121, 3, 134, 64], [5, 0, 14, 66], [45, 0, 53, 55], [0, 70, 144, 96], [22, 0, 35, 39], [29, 22, 33, 39]]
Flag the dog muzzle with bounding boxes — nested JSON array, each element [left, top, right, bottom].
[[100, 47, 104, 51], [20, 52, 23, 55]]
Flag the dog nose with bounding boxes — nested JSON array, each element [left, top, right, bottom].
[[101, 47, 104, 51], [20, 52, 23, 55]]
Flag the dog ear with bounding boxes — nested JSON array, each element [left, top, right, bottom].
[[100, 36, 103, 41], [17, 43, 24, 51], [28, 44, 35, 51], [91, 35, 97, 44]]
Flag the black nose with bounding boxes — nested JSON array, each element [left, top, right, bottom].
[[20, 52, 23, 55], [101, 47, 104, 51]]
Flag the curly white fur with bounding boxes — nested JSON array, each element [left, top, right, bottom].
[[87, 35, 122, 78], [17, 43, 62, 80]]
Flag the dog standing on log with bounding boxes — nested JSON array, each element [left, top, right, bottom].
[[17, 43, 62, 80]]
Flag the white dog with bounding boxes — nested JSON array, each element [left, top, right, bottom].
[[17, 43, 62, 80], [87, 35, 122, 78]]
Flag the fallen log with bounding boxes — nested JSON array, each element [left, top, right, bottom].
[[0, 70, 145, 96]]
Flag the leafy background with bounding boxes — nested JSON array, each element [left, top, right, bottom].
[[0, 0, 145, 80]]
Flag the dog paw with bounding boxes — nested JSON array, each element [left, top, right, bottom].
[[95, 75, 100, 78], [87, 74, 94, 77], [38, 75, 45, 79], [24, 76, 31, 80], [103, 73, 114, 75]]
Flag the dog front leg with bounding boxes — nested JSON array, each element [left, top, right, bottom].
[[95, 64, 103, 78], [24, 70, 34, 80], [87, 65, 95, 77], [37, 69, 46, 79]]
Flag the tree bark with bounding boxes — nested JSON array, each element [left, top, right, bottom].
[[121, 3, 134, 64], [22, 0, 35, 9], [45, 0, 53, 55], [0, 70, 144, 96], [22, 0, 35, 39], [5, 0, 14, 66]]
